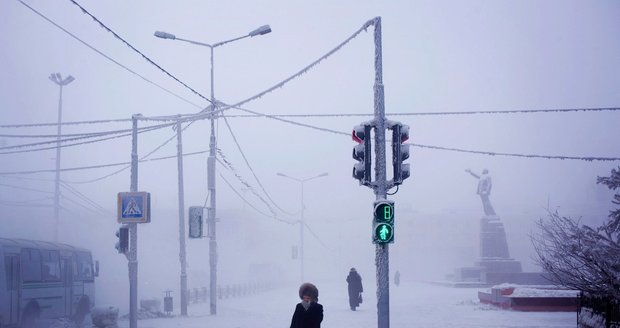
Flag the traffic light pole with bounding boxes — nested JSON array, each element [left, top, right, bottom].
[[371, 17, 390, 328], [129, 115, 139, 328]]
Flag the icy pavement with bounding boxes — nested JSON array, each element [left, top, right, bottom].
[[116, 281, 576, 328]]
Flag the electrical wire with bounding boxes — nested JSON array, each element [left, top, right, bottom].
[[221, 107, 620, 118], [218, 172, 295, 225], [0, 123, 171, 152], [213, 18, 377, 115], [215, 152, 279, 218], [224, 106, 349, 136], [61, 182, 112, 215], [0, 149, 207, 177], [303, 222, 334, 251], [221, 116, 297, 216], [62, 121, 195, 184], [0, 125, 162, 138], [0, 117, 131, 129], [0, 182, 54, 194], [66, 0, 212, 105], [410, 143, 620, 161], [0, 202, 52, 208], [15, 0, 204, 110]]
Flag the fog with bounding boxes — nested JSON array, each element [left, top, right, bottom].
[[1, 0, 619, 312]]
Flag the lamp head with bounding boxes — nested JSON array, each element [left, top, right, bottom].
[[154, 31, 176, 40], [249, 25, 271, 37]]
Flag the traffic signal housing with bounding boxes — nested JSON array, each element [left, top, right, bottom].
[[352, 124, 372, 186], [373, 200, 394, 244], [115, 225, 129, 254], [391, 123, 410, 185]]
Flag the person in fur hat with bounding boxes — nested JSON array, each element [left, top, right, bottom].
[[290, 282, 323, 328]]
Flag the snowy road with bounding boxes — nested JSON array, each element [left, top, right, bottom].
[[116, 281, 576, 328]]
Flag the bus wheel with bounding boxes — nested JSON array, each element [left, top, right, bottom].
[[20, 302, 40, 328], [72, 296, 90, 324]]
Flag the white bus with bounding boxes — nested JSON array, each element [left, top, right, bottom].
[[0, 238, 98, 328]]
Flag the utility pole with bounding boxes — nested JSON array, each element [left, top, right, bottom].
[[372, 17, 390, 328], [176, 118, 188, 316], [129, 114, 139, 328], [49, 73, 74, 242], [276, 172, 328, 283], [207, 45, 218, 316]]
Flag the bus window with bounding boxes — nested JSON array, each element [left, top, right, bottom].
[[20, 249, 42, 282], [75, 252, 93, 281], [41, 250, 60, 281]]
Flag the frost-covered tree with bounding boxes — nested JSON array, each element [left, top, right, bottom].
[[532, 167, 620, 299]]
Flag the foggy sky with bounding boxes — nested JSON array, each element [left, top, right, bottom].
[[1, 0, 620, 307]]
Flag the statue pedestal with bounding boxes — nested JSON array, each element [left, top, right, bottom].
[[451, 215, 553, 285], [477, 215, 522, 274]]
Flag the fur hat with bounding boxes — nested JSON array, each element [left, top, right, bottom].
[[299, 282, 319, 301]]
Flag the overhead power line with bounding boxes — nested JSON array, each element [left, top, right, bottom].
[[16, 0, 203, 110], [1, 117, 131, 129], [216, 150, 279, 218], [410, 143, 620, 161], [62, 120, 196, 184], [221, 116, 297, 216], [66, 0, 212, 105], [222, 106, 620, 118], [0, 123, 171, 151], [218, 172, 295, 225], [0, 124, 170, 155]]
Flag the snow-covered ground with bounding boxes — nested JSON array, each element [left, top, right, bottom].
[[115, 281, 577, 328]]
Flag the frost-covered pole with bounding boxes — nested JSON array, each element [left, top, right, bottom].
[[129, 114, 139, 328], [176, 118, 188, 316], [48, 73, 74, 242], [208, 45, 218, 316], [300, 181, 305, 283], [372, 17, 390, 328]]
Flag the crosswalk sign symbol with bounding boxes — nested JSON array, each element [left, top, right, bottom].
[[122, 198, 142, 217], [118, 192, 151, 223]]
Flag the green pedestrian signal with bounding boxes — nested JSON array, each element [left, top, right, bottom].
[[373, 200, 394, 244]]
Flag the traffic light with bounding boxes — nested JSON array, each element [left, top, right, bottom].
[[352, 124, 372, 186], [391, 123, 410, 185], [373, 200, 394, 244], [188, 206, 204, 239], [115, 225, 129, 254]]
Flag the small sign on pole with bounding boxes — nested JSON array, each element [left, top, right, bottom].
[[117, 192, 151, 223], [188, 206, 203, 238]]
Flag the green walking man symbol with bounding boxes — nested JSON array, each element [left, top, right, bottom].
[[379, 224, 391, 241]]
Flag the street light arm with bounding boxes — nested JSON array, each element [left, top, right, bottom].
[[212, 34, 250, 48], [303, 172, 329, 182], [175, 37, 214, 48], [276, 172, 302, 182]]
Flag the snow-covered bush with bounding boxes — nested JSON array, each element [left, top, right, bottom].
[[531, 167, 620, 299]]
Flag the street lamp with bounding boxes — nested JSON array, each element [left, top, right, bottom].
[[49, 73, 75, 242], [154, 25, 271, 316], [276, 172, 328, 283]]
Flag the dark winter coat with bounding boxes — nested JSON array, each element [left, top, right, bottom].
[[289, 301, 323, 328], [346, 270, 363, 307]]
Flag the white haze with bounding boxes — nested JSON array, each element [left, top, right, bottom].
[[1, 0, 619, 313]]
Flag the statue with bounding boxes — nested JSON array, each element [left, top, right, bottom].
[[465, 169, 496, 216]]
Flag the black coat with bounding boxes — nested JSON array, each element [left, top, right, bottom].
[[346, 271, 363, 294], [290, 302, 323, 328]]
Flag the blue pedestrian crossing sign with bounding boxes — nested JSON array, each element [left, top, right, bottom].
[[117, 192, 151, 223]]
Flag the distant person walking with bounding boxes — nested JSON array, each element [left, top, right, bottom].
[[394, 270, 400, 287], [346, 268, 363, 311], [290, 282, 323, 328]]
